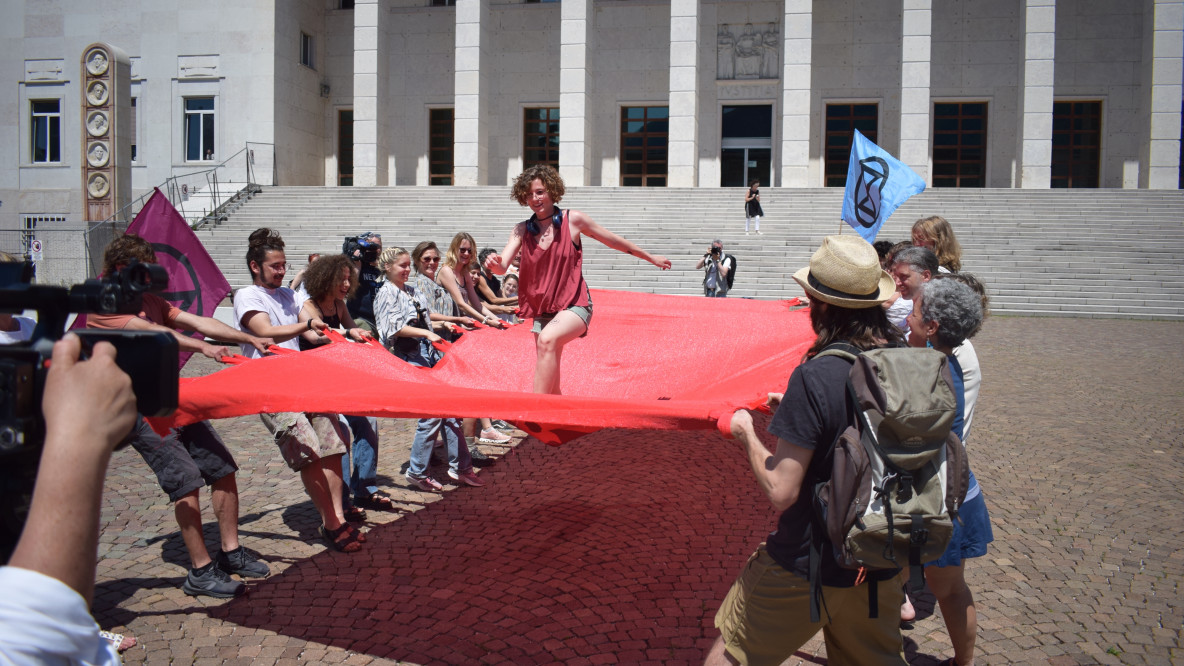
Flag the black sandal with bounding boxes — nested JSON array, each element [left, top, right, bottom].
[[356, 491, 396, 511], [343, 505, 367, 523], [320, 524, 362, 552]]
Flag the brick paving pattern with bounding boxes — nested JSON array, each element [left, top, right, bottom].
[[90, 316, 1183, 665]]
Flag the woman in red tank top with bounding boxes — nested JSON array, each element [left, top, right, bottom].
[[485, 165, 671, 395]]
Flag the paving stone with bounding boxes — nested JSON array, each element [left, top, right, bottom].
[[88, 317, 1184, 665]]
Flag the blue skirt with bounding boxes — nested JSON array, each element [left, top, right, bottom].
[[929, 491, 994, 568]]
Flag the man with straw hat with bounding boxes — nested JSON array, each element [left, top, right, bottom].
[[705, 235, 909, 666]]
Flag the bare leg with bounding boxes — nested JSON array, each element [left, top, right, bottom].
[[300, 455, 347, 530], [174, 490, 213, 569], [926, 563, 977, 665], [533, 311, 588, 395], [703, 636, 740, 666], [210, 474, 240, 552]]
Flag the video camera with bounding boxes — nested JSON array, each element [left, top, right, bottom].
[[342, 233, 381, 264], [0, 259, 179, 557]]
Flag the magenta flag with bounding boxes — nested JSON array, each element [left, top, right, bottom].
[[126, 187, 231, 368]]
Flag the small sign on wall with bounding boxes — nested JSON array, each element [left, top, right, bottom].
[[30, 239, 43, 262]]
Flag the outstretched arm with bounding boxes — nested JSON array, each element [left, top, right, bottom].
[[172, 311, 274, 355], [569, 210, 671, 270], [437, 265, 503, 326], [728, 409, 812, 512], [485, 224, 525, 276]]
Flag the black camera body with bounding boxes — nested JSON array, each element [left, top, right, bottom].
[[342, 234, 380, 264], [0, 260, 179, 558]]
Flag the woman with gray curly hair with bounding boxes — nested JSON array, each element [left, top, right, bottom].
[[904, 276, 993, 666]]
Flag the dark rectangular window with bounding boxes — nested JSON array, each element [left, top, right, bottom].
[[525, 0, 560, 3], [524, 107, 560, 170], [429, 108, 454, 185], [620, 106, 668, 187], [1051, 101, 1101, 188], [130, 97, 138, 162], [338, 109, 353, 186], [300, 33, 315, 69], [185, 97, 215, 162], [31, 100, 61, 163], [430, 0, 456, 5], [340, 0, 355, 8], [932, 102, 987, 188], [825, 103, 878, 187]]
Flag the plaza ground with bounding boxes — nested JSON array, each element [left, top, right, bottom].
[[91, 316, 1184, 665]]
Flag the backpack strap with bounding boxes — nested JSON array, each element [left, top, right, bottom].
[[806, 341, 862, 624]]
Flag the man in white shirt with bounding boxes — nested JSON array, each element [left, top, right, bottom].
[[232, 228, 365, 553]]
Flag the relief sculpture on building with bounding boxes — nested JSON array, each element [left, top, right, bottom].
[[717, 22, 779, 81]]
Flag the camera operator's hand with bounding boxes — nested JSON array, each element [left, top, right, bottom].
[[44, 334, 135, 450], [10, 334, 136, 604]]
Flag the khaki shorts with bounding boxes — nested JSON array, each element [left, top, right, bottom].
[[714, 544, 907, 666], [259, 411, 348, 471]]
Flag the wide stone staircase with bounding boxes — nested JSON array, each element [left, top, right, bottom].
[[197, 186, 1184, 320]]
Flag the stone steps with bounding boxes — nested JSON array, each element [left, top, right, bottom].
[[200, 186, 1184, 321]]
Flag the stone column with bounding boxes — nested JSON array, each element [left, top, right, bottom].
[[780, 0, 812, 187], [353, 0, 386, 186], [1018, 0, 1055, 189], [667, 0, 699, 187], [899, 0, 931, 181], [559, 0, 591, 185], [454, 0, 490, 186], [1146, 0, 1183, 189]]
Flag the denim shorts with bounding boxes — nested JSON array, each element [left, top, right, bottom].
[[531, 303, 593, 337]]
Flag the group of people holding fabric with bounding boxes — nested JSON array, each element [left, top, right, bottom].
[[0, 161, 990, 665]]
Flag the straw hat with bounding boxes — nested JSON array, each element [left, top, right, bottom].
[[792, 235, 895, 309]]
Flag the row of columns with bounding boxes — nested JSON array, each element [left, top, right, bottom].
[[352, 0, 1182, 189]]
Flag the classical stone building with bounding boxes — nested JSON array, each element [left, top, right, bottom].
[[3, 0, 1182, 247]]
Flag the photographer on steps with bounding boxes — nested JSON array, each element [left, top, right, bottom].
[[695, 239, 735, 298]]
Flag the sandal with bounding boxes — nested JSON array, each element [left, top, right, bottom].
[[320, 524, 362, 552], [356, 491, 396, 511], [99, 630, 137, 653], [344, 505, 367, 523], [344, 523, 367, 543]]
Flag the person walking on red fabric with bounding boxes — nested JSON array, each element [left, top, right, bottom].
[[486, 165, 671, 394]]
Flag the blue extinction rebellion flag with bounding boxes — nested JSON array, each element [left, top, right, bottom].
[[840, 130, 926, 242]]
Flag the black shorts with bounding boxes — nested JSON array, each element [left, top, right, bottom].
[[124, 417, 238, 501]]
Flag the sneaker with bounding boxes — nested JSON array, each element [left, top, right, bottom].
[[182, 563, 245, 598], [478, 428, 511, 444], [405, 472, 443, 492], [216, 547, 270, 579], [448, 468, 485, 487]]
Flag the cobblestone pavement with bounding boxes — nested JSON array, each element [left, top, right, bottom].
[[90, 316, 1183, 665]]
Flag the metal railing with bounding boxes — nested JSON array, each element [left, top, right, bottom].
[[84, 142, 275, 276]]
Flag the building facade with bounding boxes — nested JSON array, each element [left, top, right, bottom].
[[3, 0, 1182, 251]]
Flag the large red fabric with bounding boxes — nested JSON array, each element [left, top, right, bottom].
[[155, 290, 814, 444]]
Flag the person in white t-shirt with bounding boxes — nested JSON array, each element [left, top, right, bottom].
[[232, 228, 366, 553]]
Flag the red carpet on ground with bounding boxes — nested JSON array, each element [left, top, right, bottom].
[[208, 425, 783, 665], [158, 290, 812, 444]]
